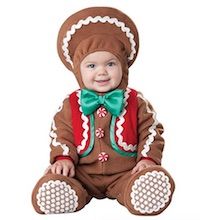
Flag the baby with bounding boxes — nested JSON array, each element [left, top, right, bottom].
[[32, 7, 175, 216]]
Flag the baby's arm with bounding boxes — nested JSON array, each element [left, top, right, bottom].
[[46, 97, 78, 177], [132, 92, 164, 174]]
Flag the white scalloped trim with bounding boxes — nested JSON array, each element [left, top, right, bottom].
[[76, 90, 89, 154], [116, 88, 137, 152], [36, 180, 78, 214], [137, 93, 159, 157], [49, 95, 70, 156], [130, 170, 171, 214], [62, 16, 137, 68]]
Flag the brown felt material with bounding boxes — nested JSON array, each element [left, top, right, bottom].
[[123, 165, 175, 215], [32, 7, 175, 216], [57, 7, 139, 89], [32, 173, 89, 214]]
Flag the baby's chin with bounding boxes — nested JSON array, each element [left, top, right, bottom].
[[88, 86, 116, 93]]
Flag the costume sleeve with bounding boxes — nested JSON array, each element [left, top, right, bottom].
[[136, 92, 164, 165], [49, 97, 78, 165]]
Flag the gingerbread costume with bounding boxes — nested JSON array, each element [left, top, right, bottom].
[[32, 7, 175, 215]]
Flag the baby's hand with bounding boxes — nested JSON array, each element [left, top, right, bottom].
[[45, 159, 75, 177], [131, 159, 156, 175]]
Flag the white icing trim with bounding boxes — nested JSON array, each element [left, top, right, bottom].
[[76, 90, 89, 153], [116, 88, 137, 152], [137, 93, 159, 157], [62, 16, 137, 68], [36, 180, 78, 214], [130, 170, 171, 214], [49, 95, 70, 156]]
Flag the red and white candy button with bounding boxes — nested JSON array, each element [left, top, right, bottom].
[[97, 107, 107, 118], [98, 152, 109, 162], [95, 128, 104, 138]]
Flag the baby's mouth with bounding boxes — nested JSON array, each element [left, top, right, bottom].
[[95, 79, 110, 83], [94, 79, 110, 86]]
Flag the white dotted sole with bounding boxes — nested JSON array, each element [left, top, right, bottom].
[[36, 180, 78, 214], [130, 170, 171, 214]]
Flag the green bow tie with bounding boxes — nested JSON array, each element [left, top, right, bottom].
[[80, 89, 125, 116]]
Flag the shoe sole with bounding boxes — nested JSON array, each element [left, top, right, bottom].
[[130, 168, 174, 215], [36, 179, 78, 214]]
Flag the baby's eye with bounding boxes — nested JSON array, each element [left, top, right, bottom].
[[107, 62, 116, 67], [87, 64, 95, 69]]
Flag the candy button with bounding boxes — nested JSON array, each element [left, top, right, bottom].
[[97, 107, 107, 118], [95, 128, 104, 138], [98, 152, 109, 162]]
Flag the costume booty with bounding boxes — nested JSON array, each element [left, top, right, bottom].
[[123, 165, 175, 215], [32, 173, 89, 214]]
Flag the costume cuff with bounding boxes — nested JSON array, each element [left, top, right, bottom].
[[55, 156, 74, 163], [140, 157, 157, 164]]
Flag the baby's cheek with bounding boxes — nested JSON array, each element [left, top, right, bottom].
[[113, 77, 122, 87], [85, 79, 95, 90], [82, 75, 91, 87]]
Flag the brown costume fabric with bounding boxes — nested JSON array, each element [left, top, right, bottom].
[[49, 94, 164, 173], [57, 7, 139, 89], [32, 6, 175, 216], [32, 173, 91, 214], [32, 166, 175, 215], [122, 165, 175, 215]]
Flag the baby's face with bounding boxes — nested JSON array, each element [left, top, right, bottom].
[[80, 51, 122, 93]]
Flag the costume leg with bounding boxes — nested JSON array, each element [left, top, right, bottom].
[[32, 173, 90, 214], [107, 165, 175, 215], [124, 165, 175, 215]]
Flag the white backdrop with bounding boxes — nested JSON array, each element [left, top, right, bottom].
[[0, 0, 200, 219]]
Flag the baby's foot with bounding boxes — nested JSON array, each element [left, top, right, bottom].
[[125, 166, 175, 215], [32, 174, 88, 214]]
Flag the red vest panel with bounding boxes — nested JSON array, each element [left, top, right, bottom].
[[69, 88, 138, 157]]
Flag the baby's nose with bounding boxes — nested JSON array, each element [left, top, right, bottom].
[[98, 66, 107, 75]]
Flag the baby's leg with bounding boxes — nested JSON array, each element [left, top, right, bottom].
[[107, 165, 175, 215], [32, 173, 91, 214]]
